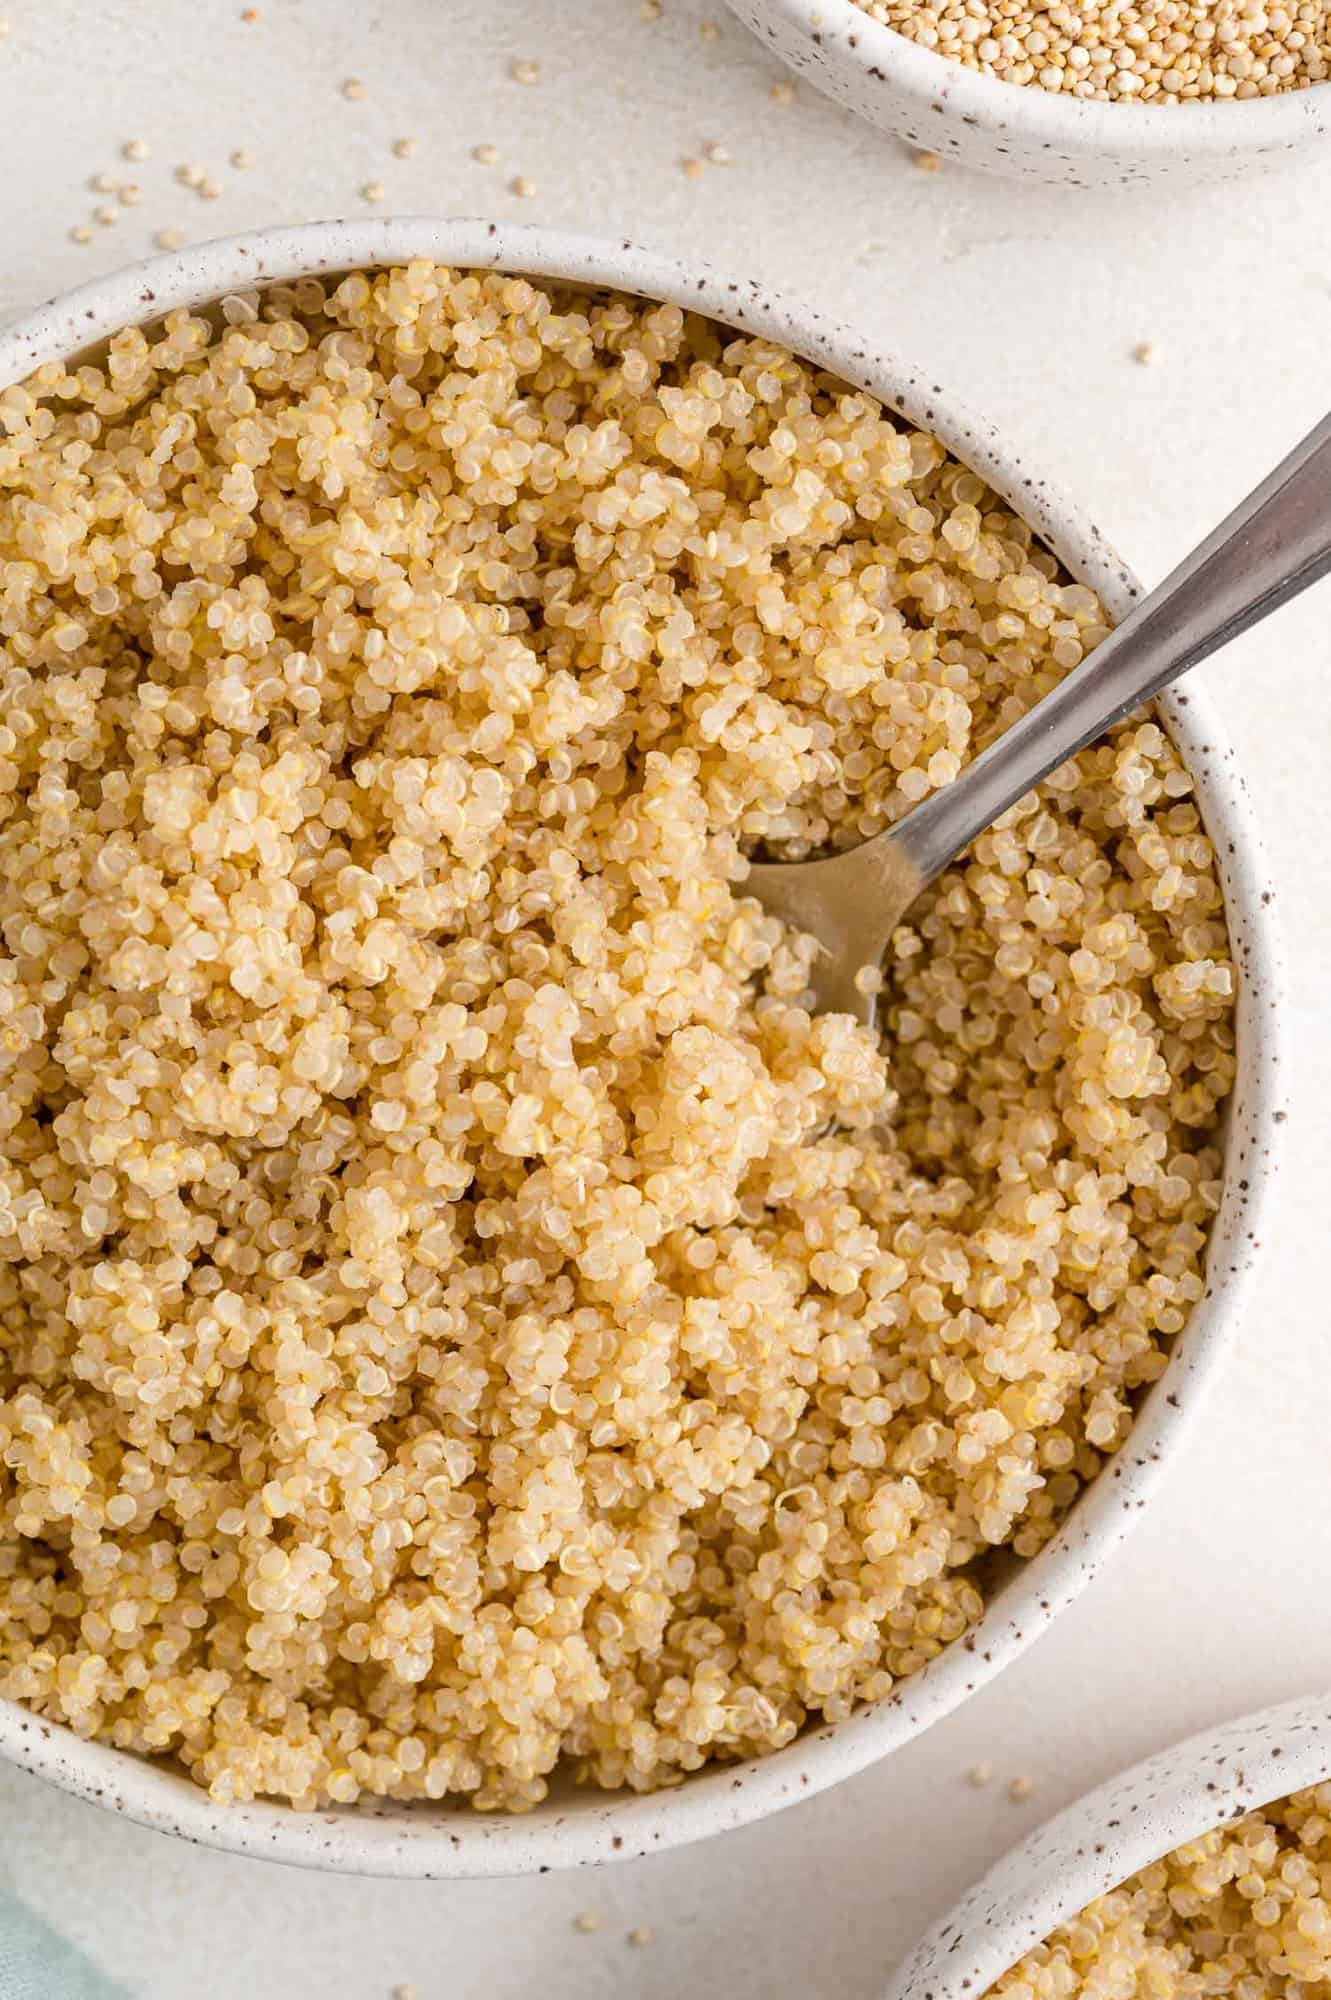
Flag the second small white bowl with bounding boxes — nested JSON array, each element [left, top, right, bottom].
[[725, 0, 1331, 188], [887, 1693, 1331, 2000]]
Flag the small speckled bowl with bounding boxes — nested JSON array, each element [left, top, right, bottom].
[[724, 0, 1331, 188], [0, 219, 1285, 1877], [885, 1693, 1331, 2000]]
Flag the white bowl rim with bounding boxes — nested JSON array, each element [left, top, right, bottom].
[[732, 0, 1331, 153], [884, 1691, 1331, 2000], [0, 216, 1287, 1878]]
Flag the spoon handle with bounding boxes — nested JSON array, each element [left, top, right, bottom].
[[893, 407, 1331, 887]]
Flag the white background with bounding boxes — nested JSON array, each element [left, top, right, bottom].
[[0, 3, 1329, 1996]]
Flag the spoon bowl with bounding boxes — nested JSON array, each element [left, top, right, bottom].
[[748, 409, 1331, 1020]]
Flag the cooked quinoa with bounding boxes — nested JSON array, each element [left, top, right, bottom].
[[0, 266, 1234, 1811], [857, 0, 1330, 102], [990, 1787, 1331, 2000]]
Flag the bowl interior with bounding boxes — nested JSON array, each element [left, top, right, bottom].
[[0, 220, 1285, 1875]]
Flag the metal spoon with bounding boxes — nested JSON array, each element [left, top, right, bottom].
[[747, 409, 1331, 1025]]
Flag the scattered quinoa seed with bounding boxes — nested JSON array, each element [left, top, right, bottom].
[[1009, 1776, 1036, 1802], [1134, 341, 1160, 365], [700, 17, 720, 37], [93, 205, 119, 227], [199, 177, 222, 201], [968, 1762, 995, 1787], [704, 141, 733, 163], [641, 0, 663, 16], [230, 148, 255, 170], [510, 58, 541, 83], [154, 226, 184, 249], [574, 1912, 604, 1935], [770, 77, 796, 101], [90, 171, 117, 194], [913, 148, 943, 171], [509, 174, 535, 196], [119, 183, 143, 206], [681, 156, 705, 177], [68, 224, 94, 245], [341, 76, 365, 99], [393, 137, 418, 158], [123, 138, 151, 161], [361, 181, 386, 203], [472, 143, 500, 164], [628, 1927, 656, 1948]]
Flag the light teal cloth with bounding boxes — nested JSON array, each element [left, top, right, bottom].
[[0, 1890, 130, 1997]]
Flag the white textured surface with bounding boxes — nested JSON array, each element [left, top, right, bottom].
[[0, 2, 1328, 1996]]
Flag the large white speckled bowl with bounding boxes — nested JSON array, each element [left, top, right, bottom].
[[886, 1693, 1331, 2000], [0, 219, 1285, 1877], [725, 0, 1331, 188]]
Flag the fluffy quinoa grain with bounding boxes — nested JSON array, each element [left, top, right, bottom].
[[0, 266, 1234, 1814], [992, 1788, 1331, 2000], [855, 0, 1329, 100]]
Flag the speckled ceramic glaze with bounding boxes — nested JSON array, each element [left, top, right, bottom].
[[887, 1694, 1331, 2000], [0, 220, 1286, 1877], [724, 0, 1331, 188]]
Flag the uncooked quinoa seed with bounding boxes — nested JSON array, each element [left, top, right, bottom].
[[993, 1788, 1331, 2000], [0, 266, 1234, 1813], [857, 0, 1329, 101]]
